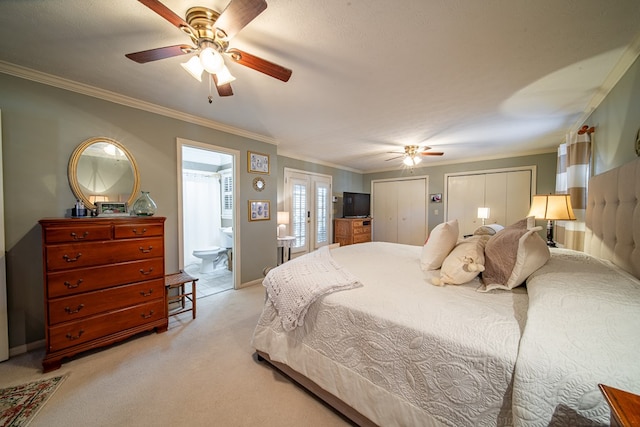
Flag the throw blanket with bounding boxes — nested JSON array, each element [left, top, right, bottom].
[[263, 246, 363, 331]]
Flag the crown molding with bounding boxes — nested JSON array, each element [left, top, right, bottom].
[[0, 60, 278, 146]]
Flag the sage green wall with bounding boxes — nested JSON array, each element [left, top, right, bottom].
[[586, 55, 640, 175], [363, 153, 558, 233], [276, 156, 364, 219], [0, 73, 277, 349]]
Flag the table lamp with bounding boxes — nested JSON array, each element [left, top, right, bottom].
[[527, 194, 576, 247], [477, 207, 490, 225], [277, 211, 289, 237]]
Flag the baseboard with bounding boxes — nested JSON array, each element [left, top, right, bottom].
[[239, 278, 263, 289], [9, 339, 45, 357]]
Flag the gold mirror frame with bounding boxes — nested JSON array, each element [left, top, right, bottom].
[[68, 137, 140, 210]]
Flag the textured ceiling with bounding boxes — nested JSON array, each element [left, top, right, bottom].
[[1, 0, 639, 172]]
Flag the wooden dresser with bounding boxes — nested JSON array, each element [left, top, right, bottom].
[[333, 218, 372, 246], [39, 217, 167, 372]]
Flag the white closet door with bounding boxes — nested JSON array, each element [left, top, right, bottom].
[[372, 181, 398, 243], [447, 174, 486, 237], [446, 168, 534, 238], [397, 179, 427, 245], [505, 170, 532, 225], [372, 178, 428, 245]]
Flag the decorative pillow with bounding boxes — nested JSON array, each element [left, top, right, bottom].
[[473, 224, 504, 236], [480, 225, 550, 291], [432, 235, 489, 286], [420, 219, 459, 271]]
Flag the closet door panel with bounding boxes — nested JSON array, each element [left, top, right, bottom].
[[485, 173, 507, 226], [447, 175, 485, 237], [372, 181, 398, 243], [397, 179, 427, 245], [506, 170, 533, 225]]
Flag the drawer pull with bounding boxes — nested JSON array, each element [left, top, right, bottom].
[[70, 231, 89, 240], [66, 330, 84, 341], [140, 290, 153, 297], [64, 304, 85, 314], [64, 279, 83, 289], [132, 228, 147, 236], [63, 253, 82, 263], [139, 268, 153, 276], [141, 310, 154, 319], [139, 246, 153, 254]]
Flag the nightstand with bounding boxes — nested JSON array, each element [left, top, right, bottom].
[[599, 384, 640, 427]]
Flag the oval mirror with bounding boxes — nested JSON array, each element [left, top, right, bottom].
[[68, 137, 140, 210]]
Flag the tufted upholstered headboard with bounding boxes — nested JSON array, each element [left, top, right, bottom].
[[584, 157, 640, 279]]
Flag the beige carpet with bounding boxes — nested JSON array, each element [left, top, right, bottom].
[[0, 285, 352, 426]]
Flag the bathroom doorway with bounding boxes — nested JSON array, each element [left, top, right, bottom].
[[177, 139, 239, 298]]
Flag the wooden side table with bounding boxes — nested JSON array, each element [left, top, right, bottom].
[[165, 271, 198, 319], [599, 384, 640, 427]]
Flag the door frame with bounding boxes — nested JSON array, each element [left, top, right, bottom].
[[176, 138, 240, 290], [0, 110, 7, 361], [283, 168, 332, 257]]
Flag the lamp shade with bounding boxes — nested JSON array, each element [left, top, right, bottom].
[[181, 56, 204, 82], [199, 47, 224, 74], [477, 207, 490, 219], [215, 65, 236, 86], [527, 194, 576, 220], [277, 211, 290, 225]]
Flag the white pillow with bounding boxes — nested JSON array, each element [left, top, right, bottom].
[[433, 235, 489, 286], [480, 225, 550, 291], [420, 219, 459, 271]]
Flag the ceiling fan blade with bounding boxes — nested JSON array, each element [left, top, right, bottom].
[[214, 0, 267, 40], [420, 152, 444, 156], [125, 45, 194, 63], [137, 0, 196, 37], [212, 74, 234, 97], [227, 48, 292, 82], [386, 155, 403, 161]]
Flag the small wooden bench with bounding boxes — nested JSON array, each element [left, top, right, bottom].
[[165, 271, 198, 319]]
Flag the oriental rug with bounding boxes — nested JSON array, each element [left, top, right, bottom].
[[0, 375, 67, 427]]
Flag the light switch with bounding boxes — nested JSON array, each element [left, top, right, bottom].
[[434, 209, 439, 215]]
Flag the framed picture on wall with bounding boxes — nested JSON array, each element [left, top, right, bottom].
[[249, 200, 270, 221], [430, 193, 442, 203], [248, 151, 270, 174]]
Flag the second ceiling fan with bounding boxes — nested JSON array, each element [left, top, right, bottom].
[[126, 0, 292, 98], [387, 145, 444, 166]]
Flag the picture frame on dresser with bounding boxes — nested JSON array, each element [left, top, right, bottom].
[[95, 201, 129, 216]]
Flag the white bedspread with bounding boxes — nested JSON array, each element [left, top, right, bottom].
[[513, 249, 640, 426], [263, 246, 362, 331], [253, 242, 529, 427]]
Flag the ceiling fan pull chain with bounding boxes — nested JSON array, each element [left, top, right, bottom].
[[208, 76, 213, 104]]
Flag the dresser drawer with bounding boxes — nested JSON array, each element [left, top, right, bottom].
[[48, 278, 164, 325], [45, 237, 164, 271], [47, 258, 163, 298], [353, 233, 371, 244], [44, 225, 112, 244], [114, 223, 164, 239], [48, 299, 166, 352]]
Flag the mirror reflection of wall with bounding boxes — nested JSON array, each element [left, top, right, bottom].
[[77, 142, 135, 203]]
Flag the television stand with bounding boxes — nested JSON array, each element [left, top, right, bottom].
[[334, 218, 372, 246]]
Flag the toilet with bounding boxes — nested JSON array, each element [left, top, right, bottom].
[[192, 247, 228, 274]]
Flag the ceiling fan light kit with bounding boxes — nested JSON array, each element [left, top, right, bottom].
[[127, 0, 292, 100]]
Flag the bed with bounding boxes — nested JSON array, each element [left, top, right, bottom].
[[251, 158, 640, 427]]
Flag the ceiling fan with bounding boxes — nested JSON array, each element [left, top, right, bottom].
[[387, 145, 444, 166], [125, 0, 292, 100]]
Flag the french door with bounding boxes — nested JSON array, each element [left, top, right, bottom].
[[284, 168, 332, 257]]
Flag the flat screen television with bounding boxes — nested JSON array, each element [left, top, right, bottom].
[[343, 192, 371, 218]]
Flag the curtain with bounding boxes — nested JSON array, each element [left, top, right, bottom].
[[555, 129, 591, 250], [183, 170, 222, 265]]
